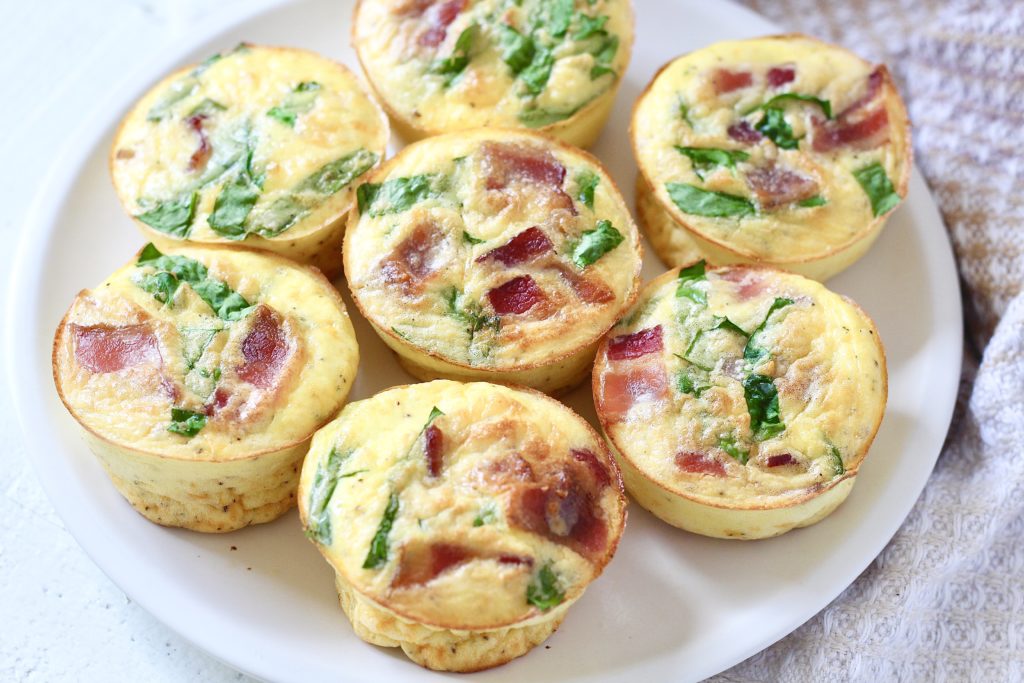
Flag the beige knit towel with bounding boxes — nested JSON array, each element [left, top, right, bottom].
[[713, 1, 1024, 680]]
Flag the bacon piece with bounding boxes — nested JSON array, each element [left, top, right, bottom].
[[556, 265, 614, 305], [811, 107, 890, 152], [480, 142, 575, 212], [767, 65, 795, 87], [607, 326, 664, 361], [392, 542, 532, 588], [571, 448, 611, 489], [487, 275, 546, 315], [676, 451, 727, 477], [484, 454, 535, 484], [186, 114, 211, 172], [745, 165, 820, 209], [507, 466, 608, 558], [205, 386, 231, 416], [837, 67, 884, 119], [727, 120, 764, 144], [237, 305, 289, 389], [766, 453, 796, 467], [716, 268, 767, 301], [713, 68, 753, 94], [477, 227, 553, 267], [71, 323, 161, 374], [424, 424, 444, 477], [379, 221, 446, 296], [417, 0, 465, 47], [600, 362, 669, 422]]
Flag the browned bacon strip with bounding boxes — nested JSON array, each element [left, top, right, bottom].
[[379, 221, 446, 296], [237, 305, 289, 389], [72, 323, 161, 374], [186, 114, 211, 172], [676, 451, 727, 477], [424, 424, 444, 477], [767, 65, 795, 87], [713, 68, 753, 94], [392, 542, 532, 588], [487, 275, 546, 315], [556, 265, 615, 305], [745, 164, 820, 209], [600, 361, 669, 422], [476, 227, 553, 266], [728, 120, 764, 144], [607, 326, 664, 361]]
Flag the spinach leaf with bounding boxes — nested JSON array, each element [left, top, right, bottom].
[[573, 13, 608, 40], [267, 81, 322, 127], [472, 503, 498, 527], [187, 98, 227, 118], [853, 162, 901, 216], [362, 492, 400, 569], [675, 259, 707, 304], [444, 287, 501, 349], [743, 297, 794, 365], [498, 25, 536, 75], [296, 149, 379, 195], [463, 231, 485, 245], [146, 77, 199, 122], [526, 563, 564, 611], [681, 332, 714, 372], [828, 444, 845, 476], [679, 99, 693, 127], [208, 168, 263, 238], [306, 447, 351, 544], [519, 46, 555, 96], [755, 107, 799, 150], [571, 219, 624, 268], [719, 435, 749, 465], [517, 103, 582, 128], [546, 0, 575, 37], [180, 326, 220, 372], [167, 407, 206, 437], [430, 25, 476, 86], [666, 183, 755, 218], [798, 195, 827, 207], [743, 374, 786, 441], [357, 174, 445, 216], [575, 170, 600, 210], [746, 93, 832, 119], [589, 34, 618, 79], [676, 365, 711, 398], [675, 146, 749, 180], [136, 243, 253, 321], [135, 192, 199, 238]]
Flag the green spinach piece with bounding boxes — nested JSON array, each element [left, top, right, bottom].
[[679, 99, 693, 127], [571, 219, 624, 268], [828, 444, 845, 476], [498, 25, 536, 75], [208, 167, 263, 238], [573, 13, 608, 40], [676, 365, 711, 398], [472, 503, 498, 527], [853, 162, 901, 216], [798, 195, 827, 207], [136, 243, 253, 321], [675, 259, 707, 305], [755, 107, 799, 150], [187, 98, 227, 118], [146, 77, 199, 122], [267, 81, 322, 127], [167, 408, 206, 437], [588, 34, 618, 79], [545, 0, 575, 37], [575, 170, 600, 210], [674, 146, 749, 180], [444, 287, 501, 351], [463, 231, 485, 245], [519, 46, 555, 96], [743, 297, 794, 366], [743, 374, 786, 441], [362, 492, 400, 569], [431, 25, 476, 86], [180, 327, 220, 372], [306, 447, 352, 544], [526, 563, 565, 611], [746, 93, 832, 119], [666, 183, 755, 218], [357, 174, 445, 216], [719, 435, 749, 465], [136, 192, 199, 238]]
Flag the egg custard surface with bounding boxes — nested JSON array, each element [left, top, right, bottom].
[[352, 0, 633, 146], [593, 262, 886, 539], [631, 34, 911, 279], [345, 128, 641, 394], [299, 380, 626, 671], [111, 44, 388, 276], [52, 244, 359, 531]]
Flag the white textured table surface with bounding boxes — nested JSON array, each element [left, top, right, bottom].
[[1, 2, 260, 680]]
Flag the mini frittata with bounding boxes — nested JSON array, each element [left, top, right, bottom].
[[352, 0, 633, 147], [592, 262, 887, 539], [52, 244, 359, 532], [345, 128, 642, 394], [299, 380, 626, 671], [631, 34, 911, 280], [110, 44, 389, 278]]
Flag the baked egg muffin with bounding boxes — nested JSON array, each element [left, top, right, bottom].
[[592, 262, 886, 539], [110, 43, 388, 278], [52, 244, 359, 532], [299, 380, 626, 671], [631, 34, 911, 280], [352, 0, 633, 147], [344, 128, 642, 394]]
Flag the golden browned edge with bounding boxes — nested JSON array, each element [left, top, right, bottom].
[[52, 241, 359, 466], [298, 379, 628, 632], [350, 0, 635, 144], [342, 127, 643, 375], [108, 44, 390, 255], [591, 261, 889, 513], [628, 33, 913, 268]]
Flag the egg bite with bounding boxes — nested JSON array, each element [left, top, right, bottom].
[[52, 244, 359, 532], [631, 34, 912, 280], [592, 262, 886, 539], [344, 128, 642, 394], [352, 0, 633, 147], [299, 380, 626, 671], [110, 44, 389, 278]]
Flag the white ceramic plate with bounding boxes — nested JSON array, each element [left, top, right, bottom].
[[6, 0, 962, 681]]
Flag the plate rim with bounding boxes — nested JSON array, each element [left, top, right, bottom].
[[5, 1, 964, 681]]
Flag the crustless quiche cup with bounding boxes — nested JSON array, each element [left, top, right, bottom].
[[352, 0, 634, 147], [631, 34, 912, 280], [592, 262, 887, 539], [299, 380, 626, 671], [110, 44, 388, 278], [52, 244, 359, 532], [344, 128, 642, 395]]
